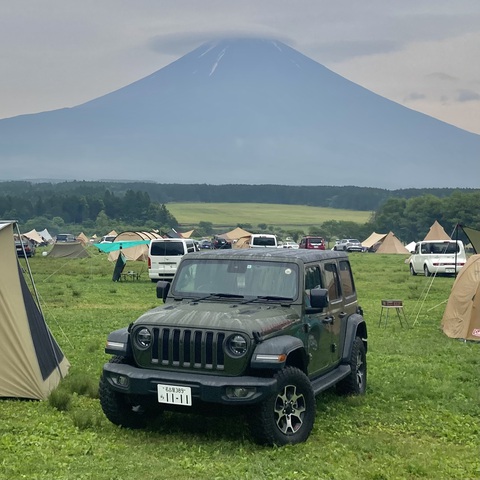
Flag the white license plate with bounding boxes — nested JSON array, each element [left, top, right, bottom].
[[157, 384, 192, 406], [445, 268, 455, 273]]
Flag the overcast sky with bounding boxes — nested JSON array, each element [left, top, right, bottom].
[[1, 1, 479, 134]]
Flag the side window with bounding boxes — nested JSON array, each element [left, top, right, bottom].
[[421, 243, 430, 254], [186, 241, 195, 253], [339, 260, 355, 297], [305, 265, 322, 290], [324, 262, 341, 301]]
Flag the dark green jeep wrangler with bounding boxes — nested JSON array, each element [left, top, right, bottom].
[[99, 249, 367, 445]]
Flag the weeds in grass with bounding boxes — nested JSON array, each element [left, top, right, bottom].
[[48, 388, 72, 411]]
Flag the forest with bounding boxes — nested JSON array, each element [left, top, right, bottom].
[[0, 180, 478, 243]]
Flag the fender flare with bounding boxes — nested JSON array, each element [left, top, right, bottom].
[[105, 327, 132, 357], [250, 335, 306, 370], [341, 314, 368, 362]]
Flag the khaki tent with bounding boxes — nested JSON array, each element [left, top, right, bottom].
[[220, 227, 252, 241], [423, 221, 451, 241], [442, 254, 480, 342], [218, 227, 253, 249], [76, 232, 90, 245], [362, 232, 387, 250], [23, 229, 45, 245], [107, 231, 162, 262], [181, 230, 195, 239], [375, 231, 409, 254], [48, 241, 89, 258], [0, 221, 69, 399]]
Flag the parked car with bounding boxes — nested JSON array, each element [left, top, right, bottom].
[[249, 234, 278, 248], [298, 236, 326, 250], [100, 235, 116, 243], [15, 240, 36, 257], [199, 239, 213, 249], [213, 237, 232, 249], [56, 233, 76, 243], [148, 238, 199, 282], [409, 240, 466, 276], [334, 239, 363, 252], [282, 241, 299, 249], [99, 249, 367, 446]]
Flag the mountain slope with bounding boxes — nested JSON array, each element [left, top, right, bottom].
[[0, 38, 479, 188]]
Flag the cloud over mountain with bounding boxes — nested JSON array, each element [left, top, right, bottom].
[[0, 38, 479, 188]]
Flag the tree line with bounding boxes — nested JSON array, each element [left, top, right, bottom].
[[0, 181, 478, 243], [0, 180, 471, 211], [0, 185, 178, 236]]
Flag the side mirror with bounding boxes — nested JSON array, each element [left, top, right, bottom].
[[307, 288, 329, 312], [156, 281, 170, 301]]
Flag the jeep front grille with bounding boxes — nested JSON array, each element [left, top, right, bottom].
[[150, 327, 226, 371]]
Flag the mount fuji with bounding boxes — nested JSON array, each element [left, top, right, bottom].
[[0, 38, 479, 188]]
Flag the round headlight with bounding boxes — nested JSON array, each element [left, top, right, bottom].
[[227, 334, 248, 357], [135, 327, 152, 349]]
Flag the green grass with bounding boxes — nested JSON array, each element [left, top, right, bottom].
[[1, 249, 479, 480], [166, 202, 372, 229]]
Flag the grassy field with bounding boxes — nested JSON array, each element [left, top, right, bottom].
[[166, 202, 372, 230], [1, 249, 479, 480]]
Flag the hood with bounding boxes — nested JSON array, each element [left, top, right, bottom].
[[135, 300, 301, 337]]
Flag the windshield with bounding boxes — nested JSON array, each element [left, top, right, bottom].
[[421, 242, 460, 254], [172, 259, 299, 300], [151, 241, 185, 256]]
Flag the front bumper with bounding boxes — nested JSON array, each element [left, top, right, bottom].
[[102, 362, 278, 405]]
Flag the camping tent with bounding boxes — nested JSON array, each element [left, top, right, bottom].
[[0, 221, 69, 399], [48, 241, 89, 258], [362, 232, 387, 251], [217, 227, 253, 249], [442, 254, 480, 342], [39, 228, 53, 244], [375, 232, 409, 254], [423, 221, 451, 241], [76, 232, 90, 245], [107, 231, 162, 261], [23, 229, 45, 245]]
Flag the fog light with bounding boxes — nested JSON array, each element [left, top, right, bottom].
[[112, 375, 129, 388], [226, 387, 256, 399]]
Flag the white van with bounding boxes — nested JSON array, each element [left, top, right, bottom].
[[249, 234, 278, 248], [409, 240, 466, 276], [148, 238, 198, 282]]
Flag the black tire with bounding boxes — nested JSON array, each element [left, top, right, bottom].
[[336, 337, 367, 395], [249, 367, 315, 446], [99, 356, 158, 429], [409, 264, 417, 276], [424, 264, 431, 277]]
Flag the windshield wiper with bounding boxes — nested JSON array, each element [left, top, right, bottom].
[[193, 293, 245, 302], [240, 295, 293, 304]]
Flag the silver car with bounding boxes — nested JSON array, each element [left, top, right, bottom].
[[334, 238, 363, 252]]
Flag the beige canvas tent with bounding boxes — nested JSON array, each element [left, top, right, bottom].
[[107, 231, 162, 261], [423, 221, 451, 241], [23, 229, 45, 245], [362, 232, 387, 251], [375, 231, 409, 254], [442, 254, 480, 342], [217, 227, 253, 249], [0, 221, 69, 399], [76, 232, 90, 245], [48, 241, 89, 258]]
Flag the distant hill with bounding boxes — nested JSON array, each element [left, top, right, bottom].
[[0, 38, 479, 188]]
